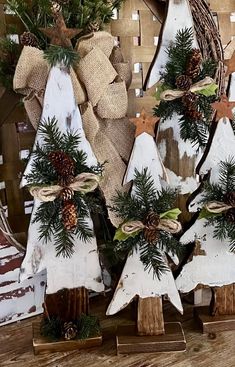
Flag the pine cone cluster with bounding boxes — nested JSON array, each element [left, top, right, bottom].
[[176, 75, 192, 91], [143, 211, 160, 243], [62, 200, 78, 230], [48, 151, 75, 184], [225, 208, 235, 224], [60, 187, 74, 201], [182, 92, 202, 120], [63, 321, 77, 340], [224, 191, 235, 207], [186, 48, 202, 80], [20, 32, 38, 48]]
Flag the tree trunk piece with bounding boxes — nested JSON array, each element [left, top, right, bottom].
[[137, 297, 165, 336], [44, 287, 89, 322], [210, 284, 235, 316]]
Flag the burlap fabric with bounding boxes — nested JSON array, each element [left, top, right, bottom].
[[13, 46, 87, 128]]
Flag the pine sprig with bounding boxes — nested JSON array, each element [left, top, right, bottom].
[[44, 45, 79, 68], [26, 118, 103, 257], [200, 159, 235, 251], [110, 169, 181, 278]]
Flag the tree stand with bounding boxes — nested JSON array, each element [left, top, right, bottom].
[[194, 284, 235, 336], [116, 297, 186, 354], [33, 288, 102, 355]]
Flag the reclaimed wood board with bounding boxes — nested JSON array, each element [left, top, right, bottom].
[[194, 306, 235, 334]]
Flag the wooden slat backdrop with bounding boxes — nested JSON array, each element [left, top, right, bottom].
[[0, 0, 235, 238]]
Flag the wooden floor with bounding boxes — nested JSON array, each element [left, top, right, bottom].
[[0, 296, 235, 367]]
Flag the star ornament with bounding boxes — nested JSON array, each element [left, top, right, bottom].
[[211, 95, 235, 122], [40, 12, 81, 48], [130, 108, 159, 138], [224, 51, 235, 77]]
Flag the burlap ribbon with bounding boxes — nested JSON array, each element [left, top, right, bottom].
[[160, 77, 215, 101], [121, 218, 182, 235], [13, 46, 87, 129], [29, 172, 100, 202], [205, 201, 233, 214]]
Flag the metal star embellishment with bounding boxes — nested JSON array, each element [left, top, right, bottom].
[[211, 94, 235, 121], [224, 51, 235, 77], [130, 108, 159, 138], [40, 12, 81, 48]]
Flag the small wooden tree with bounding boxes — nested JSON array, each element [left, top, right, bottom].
[[106, 109, 185, 353]]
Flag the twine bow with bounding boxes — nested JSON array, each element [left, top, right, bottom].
[[160, 77, 215, 101], [121, 218, 182, 236], [29, 172, 100, 202]]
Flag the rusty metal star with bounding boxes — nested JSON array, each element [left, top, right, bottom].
[[130, 108, 159, 138], [224, 51, 235, 77], [40, 12, 81, 48], [211, 94, 235, 121]]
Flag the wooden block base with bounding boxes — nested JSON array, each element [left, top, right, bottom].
[[32, 321, 102, 355], [116, 322, 186, 354], [194, 306, 235, 334]]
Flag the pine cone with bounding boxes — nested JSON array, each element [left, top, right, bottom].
[[143, 211, 160, 244], [182, 91, 198, 106], [182, 92, 202, 120], [225, 208, 235, 224], [175, 75, 192, 90], [20, 32, 38, 48], [186, 49, 202, 80], [87, 21, 101, 32], [224, 191, 235, 207], [48, 151, 75, 182], [62, 200, 78, 230], [63, 321, 77, 340], [60, 187, 74, 201], [186, 107, 202, 120]]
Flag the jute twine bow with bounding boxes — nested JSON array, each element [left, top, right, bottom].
[[205, 201, 234, 214], [160, 77, 215, 101], [29, 172, 100, 202], [121, 218, 182, 235]]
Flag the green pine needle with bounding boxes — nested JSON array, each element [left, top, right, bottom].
[[44, 45, 79, 68]]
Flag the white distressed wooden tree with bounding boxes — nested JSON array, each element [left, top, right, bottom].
[[176, 117, 235, 314], [20, 65, 104, 296], [106, 129, 183, 330], [145, 0, 202, 220]]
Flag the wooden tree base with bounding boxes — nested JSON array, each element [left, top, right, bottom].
[[32, 322, 102, 355], [116, 322, 186, 354], [194, 306, 235, 334]]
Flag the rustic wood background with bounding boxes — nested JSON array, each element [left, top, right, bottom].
[[0, 0, 235, 240]]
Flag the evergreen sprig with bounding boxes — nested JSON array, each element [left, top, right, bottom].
[[200, 159, 235, 251], [110, 169, 181, 279], [25, 117, 103, 257], [41, 314, 100, 341], [154, 27, 217, 148], [44, 45, 79, 68], [0, 37, 21, 90]]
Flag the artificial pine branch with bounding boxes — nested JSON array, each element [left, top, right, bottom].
[[44, 45, 79, 68]]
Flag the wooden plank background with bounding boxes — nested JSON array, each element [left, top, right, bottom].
[[0, 0, 235, 239]]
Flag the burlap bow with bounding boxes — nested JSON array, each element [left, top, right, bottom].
[[29, 172, 100, 202], [160, 77, 215, 101], [205, 201, 233, 214], [121, 218, 182, 235]]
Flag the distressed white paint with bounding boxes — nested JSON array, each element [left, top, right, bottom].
[[229, 72, 235, 102], [165, 168, 199, 195], [188, 191, 204, 212], [199, 118, 235, 184], [146, 0, 198, 88], [20, 65, 104, 294], [176, 218, 235, 293], [107, 131, 183, 315]]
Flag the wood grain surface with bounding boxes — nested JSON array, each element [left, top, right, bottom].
[[1, 297, 235, 366]]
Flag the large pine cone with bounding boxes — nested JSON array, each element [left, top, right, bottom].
[[175, 75, 192, 90], [224, 191, 235, 207], [143, 211, 160, 244], [186, 49, 202, 80], [225, 208, 235, 224], [62, 200, 78, 230], [48, 151, 75, 182], [63, 321, 77, 340], [20, 32, 38, 48]]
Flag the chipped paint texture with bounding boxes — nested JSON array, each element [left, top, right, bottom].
[[107, 133, 183, 316], [229, 73, 235, 102], [20, 65, 104, 294], [176, 218, 235, 293], [0, 232, 46, 326], [146, 0, 198, 88]]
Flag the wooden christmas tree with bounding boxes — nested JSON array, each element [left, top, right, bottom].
[[106, 109, 185, 354]]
